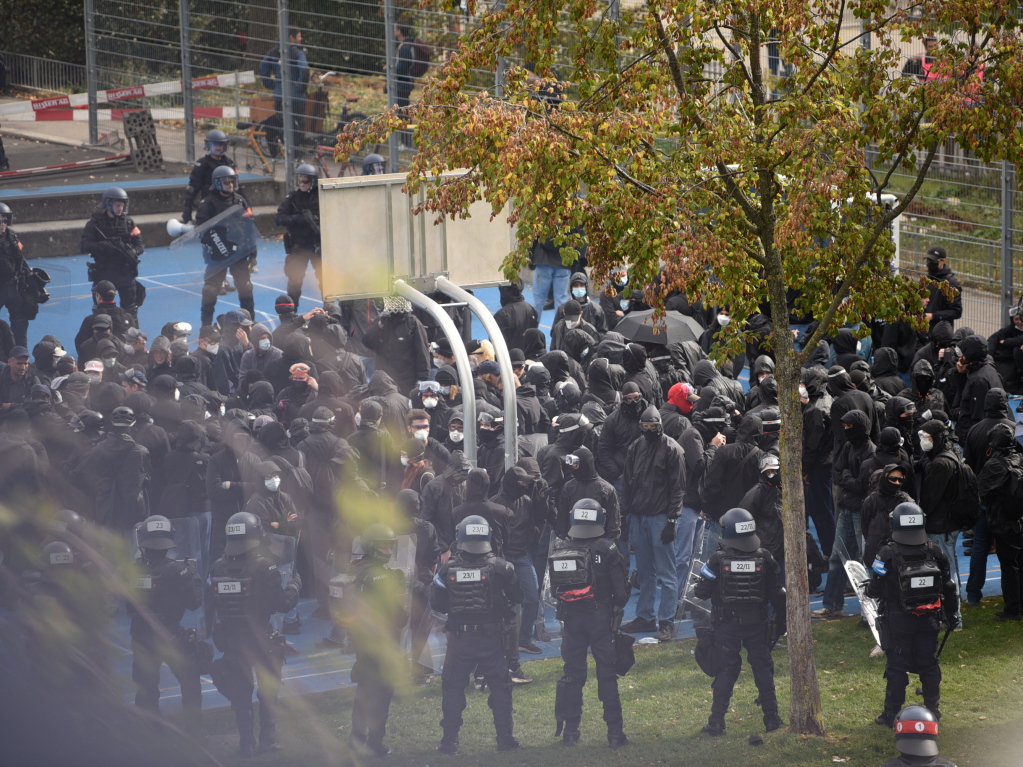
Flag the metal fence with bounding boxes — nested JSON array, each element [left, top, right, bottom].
[[4, 53, 89, 94]]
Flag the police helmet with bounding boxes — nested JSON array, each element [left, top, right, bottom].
[[362, 523, 398, 562], [51, 509, 86, 540], [455, 515, 492, 554], [211, 165, 238, 192], [137, 515, 175, 550], [893, 705, 939, 757], [0, 202, 13, 226], [890, 502, 928, 545], [720, 508, 760, 552], [110, 406, 136, 429], [102, 186, 130, 214], [224, 511, 263, 555], [362, 153, 386, 175], [43, 541, 75, 568], [569, 498, 605, 538], [205, 129, 229, 155], [295, 163, 318, 185], [70, 409, 104, 434]]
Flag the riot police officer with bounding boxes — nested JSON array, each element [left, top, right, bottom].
[[694, 507, 786, 736], [181, 129, 236, 225], [276, 163, 321, 307], [880, 705, 958, 766], [866, 502, 959, 726], [431, 515, 523, 754], [209, 511, 301, 756], [342, 524, 407, 757], [549, 498, 630, 748], [79, 187, 144, 317], [363, 153, 386, 175], [127, 515, 204, 734], [196, 166, 256, 327], [0, 202, 33, 346]]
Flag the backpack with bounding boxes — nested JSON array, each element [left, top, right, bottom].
[[409, 41, 431, 79], [548, 540, 595, 602], [892, 542, 944, 616], [939, 450, 981, 531]]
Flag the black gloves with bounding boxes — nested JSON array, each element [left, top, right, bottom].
[[661, 520, 677, 544], [529, 477, 550, 501]]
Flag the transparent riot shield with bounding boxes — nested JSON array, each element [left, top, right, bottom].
[[834, 536, 882, 646], [168, 203, 259, 275], [351, 533, 417, 653], [266, 532, 300, 634], [680, 518, 713, 620]]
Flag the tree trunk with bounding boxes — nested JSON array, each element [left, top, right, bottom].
[[767, 276, 827, 736]]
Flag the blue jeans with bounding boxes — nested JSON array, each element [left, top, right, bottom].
[[673, 506, 701, 600], [965, 511, 992, 603], [631, 514, 679, 624], [531, 265, 571, 318], [509, 555, 540, 646], [821, 508, 862, 611], [928, 531, 962, 624]]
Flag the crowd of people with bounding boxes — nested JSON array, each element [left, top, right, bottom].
[[0, 159, 1009, 764]]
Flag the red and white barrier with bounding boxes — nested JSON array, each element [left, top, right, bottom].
[[0, 154, 132, 180], [0, 71, 256, 117], [2, 106, 251, 123]]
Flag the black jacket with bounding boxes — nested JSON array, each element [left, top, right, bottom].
[[157, 420, 209, 518], [245, 487, 300, 536], [896, 357, 947, 417], [833, 410, 875, 512], [860, 467, 913, 566], [872, 347, 905, 396], [362, 310, 430, 395], [70, 431, 150, 530], [925, 265, 963, 327], [419, 451, 472, 547], [802, 368, 833, 468], [596, 402, 643, 482], [275, 186, 320, 250], [491, 466, 555, 558], [494, 283, 539, 353], [918, 431, 960, 535], [622, 433, 686, 519], [954, 355, 1005, 444], [963, 388, 1014, 473], [978, 440, 1023, 536], [556, 446, 621, 540], [739, 477, 783, 563], [702, 414, 763, 522]]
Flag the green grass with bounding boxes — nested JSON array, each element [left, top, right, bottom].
[[191, 599, 1023, 766]]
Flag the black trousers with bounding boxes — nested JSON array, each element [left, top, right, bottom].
[[284, 246, 321, 304], [440, 630, 514, 740], [993, 529, 1023, 616], [0, 282, 30, 346], [879, 612, 941, 715], [92, 265, 139, 314], [351, 653, 394, 746], [557, 607, 623, 736], [131, 634, 202, 731], [202, 255, 254, 326], [218, 629, 284, 748], [710, 617, 778, 721]]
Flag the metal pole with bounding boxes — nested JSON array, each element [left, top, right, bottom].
[[179, 0, 195, 164], [436, 277, 519, 469], [383, 0, 400, 171], [394, 280, 477, 465], [1002, 161, 1016, 315], [278, 0, 295, 191], [495, 0, 506, 98], [85, 0, 99, 145]]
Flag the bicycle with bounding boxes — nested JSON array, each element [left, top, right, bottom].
[[295, 143, 366, 178], [230, 118, 282, 176]]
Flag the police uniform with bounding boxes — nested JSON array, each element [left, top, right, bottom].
[[549, 499, 630, 748], [196, 187, 256, 326], [182, 153, 236, 224], [275, 183, 320, 306], [209, 513, 301, 756], [0, 222, 32, 346], [431, 516, 523, 753], [79, 210, 144, 315], [693, 508, 785, 735], [127, 527, 204, 733], [865, 504, 959, 724]]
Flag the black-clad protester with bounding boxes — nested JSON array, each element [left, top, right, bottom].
[[494, 282, 539, 353], [860, 464, 912, 570], [896, 359, 946, 417], [73, 281, 135, 355], [694, 508, 786, 736], [127, 515, 204, 734], [209, 512, 302, 756], [872, 347, 906, 397], [976, 423, 1023, 621], [951, 333, 1003, 444], [865, 503, 959, 725], [363, 294, 431, 395], [548, 499, 630, 748], [923, 246, 963, 329], [553, 271, 606, 333], [987, 305, 1023, 395], [432, 515, 523, 754], [738, 454, 784, 569], [420, 450, 472, 549], [596, 382, 645, 482], [701, 413, 763, 523], [557, 446, 621, 541]]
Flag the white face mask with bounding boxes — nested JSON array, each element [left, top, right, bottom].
[[717, 314, 731, 327], [207, 343, 220, 355], [433, 356, 445, 369], [566, 317, 581, 329], [355, 413, 362, 427], [258, 338, 271, 352], [619, 299, 629, 311], [265, 477, 281, 491], [798, 384, 809, 399], [413, 428, 429, 441], [422, 397, 438, 409], [758, 373, 769, 382], [571, 287, 587, 299], [449, 429, 464, 443], [919, 432, 934, 452], [400, 454, 410, 467], [174, 389, 180, 401]]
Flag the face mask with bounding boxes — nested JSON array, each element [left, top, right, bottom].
[[919, 432, 934, 452], [614, 275, 628, 287], [619, 299, 630, 311], [422, 397, 438, 409], [765, 471, 781, 487], [355, 413, 362, 427], [927, 261, 940, 274], [449, 429, 463, 443], [413, 428, 429, 441], [264, 477, 281, 492], [400, 454, 410, 467], [571, 287, 587, 299], [798, 384, 808, 398], [642, 427, 660, 441], [717, 314, 731, 327], [258, 338, 271, 352], [103, 357, 116, 368], [566, 318, 581, 329], [433, 357, 445, 369], [623, 398, 644, 414], [207, 343, 220, 355], [174, 388, 180, 401]]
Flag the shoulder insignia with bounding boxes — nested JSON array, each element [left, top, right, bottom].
[[700, 563, 717, 580], [872, 559, 887, 576]]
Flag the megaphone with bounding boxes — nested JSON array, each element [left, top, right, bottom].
[[167, 218, 194, 237]]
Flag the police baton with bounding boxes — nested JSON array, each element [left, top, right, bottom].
[[935, 625, 953, 659]]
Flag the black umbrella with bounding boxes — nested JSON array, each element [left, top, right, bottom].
[[614, 309, 704, 346]]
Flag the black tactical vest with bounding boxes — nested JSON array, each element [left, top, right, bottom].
[[718, 553, 767, 606], [446, 560, 496, 624], [211, 558, 256, 622]]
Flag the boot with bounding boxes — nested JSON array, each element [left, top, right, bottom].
[[235, 708, 256, 757], [702, 716, 725, 736], [289, 292, 302, 308], [10, 318, 28, 348], [764, 712, 784, 732], [607, 729, 631, 749], [201, 304, 216, 328], [437, 728, 460, 755], [562, 718, 580, 747], [924, 698, 941, 721], [240, 296, 255, 319]]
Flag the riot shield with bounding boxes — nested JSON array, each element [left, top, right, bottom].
[[266, 532, 300, 634], [680, 518, 713, 619], [351, 533, 417, 653], [834, 536, 882, 647], [168, 204, 259, 276]]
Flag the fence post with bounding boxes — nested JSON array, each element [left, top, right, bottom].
[[179, 0, 195, 164], [1002, 161, 1016, 314], [383, 0, 399, 171], [84, 0, 99, 145], [278, 0, 295, 191], [495, 0, 506, 99]]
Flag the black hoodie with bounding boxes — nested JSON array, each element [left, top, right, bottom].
[[832, 328, 865, 372], [450, 467, 512, 556], [702, 413, 764, 521], [556, 446, 621, 540], [871, 347, 905, 396], [744, 355, 776, 411], [833, 410, 875, 511], [963, 387, 1014, 473], [896, 357, 946, 415], [419, 450, 472, 546], [860, 464, 912, 566], [583, 357, 624, 414], [801, 367, 833, 468], [521, 328, 548, 361], [495, 283, 540, 353]]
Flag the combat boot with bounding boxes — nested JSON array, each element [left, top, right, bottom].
[[702, 716, 725, 736], [607, 729, 631, 749], [764, 712, 785, 732], [562, 718, 581, 747], [923, 698, 942, 721], [437, 728, 460, 755], [235, 708, 256, 757]]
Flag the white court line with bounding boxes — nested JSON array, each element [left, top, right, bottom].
[[136, 275, 277, 326]]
